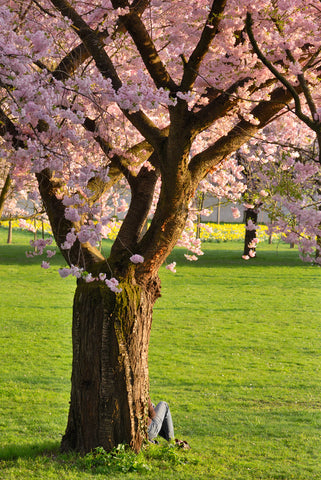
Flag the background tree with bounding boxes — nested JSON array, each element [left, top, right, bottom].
[[1, 0, 321, 453]]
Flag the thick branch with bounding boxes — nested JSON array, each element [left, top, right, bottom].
[[49, 0, 163, 147], [189, 85, 297, 184], [110, 161, 160, 264], [36, 169, 104, 269], [0, 107, 25, 149], [246, 12, 314, 130], [0, 173, 12, 218], [190, 76, 252, 134], [52, 0, 150, 80], [112, 0, 177, 91]]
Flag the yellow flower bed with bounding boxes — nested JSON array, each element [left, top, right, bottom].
[[1, 219, 52, 234], [2, 219, 279, 243], [106, 220, 122, 241], [199, 223, 279, 242]]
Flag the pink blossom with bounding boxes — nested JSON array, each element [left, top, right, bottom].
[[166, 262, 177, 273], [231, 206, 241, 219], [59, 268, 71, 278], [246, 220, 257, 231], [105, 277, 122, 293], [184, 254, 198, 261], [41, 261, 50, 269], [70, 265, 83, 278], [130, 254, 144, 264], [46, 250, 56, 258], [84, 273, 95, 282], [248, 239, 259, 248], [259, 190, 269, 197], [65, 207, 81, 222]]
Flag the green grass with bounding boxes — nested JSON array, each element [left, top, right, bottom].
[[1, 227, 321, 479]]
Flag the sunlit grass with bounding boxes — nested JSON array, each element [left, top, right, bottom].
[[0, 227, 321, 479]]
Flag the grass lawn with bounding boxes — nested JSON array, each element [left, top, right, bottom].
[[0, 227, 321, 479]]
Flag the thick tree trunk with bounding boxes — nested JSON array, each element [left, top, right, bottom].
[[61, 273, 160, 454], [7, 220, 12, 244], [243, 208, 258, 257]]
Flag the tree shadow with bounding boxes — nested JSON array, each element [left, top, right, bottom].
[[167, 245, 311, 268], [0, 440, 60, 461]]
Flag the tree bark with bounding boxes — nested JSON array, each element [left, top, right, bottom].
[[243, 208, 258, 257], [7, 219, 12, 244], [61, 273, 160, 454]]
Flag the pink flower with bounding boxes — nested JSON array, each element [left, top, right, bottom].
[[105, 277, 122, 293], [166, 262, 176, 273], [46, 250, 56, 258], [41, 261, 50, 269], [248, 239, 259, 248], [65, 207, 81, 222], [246, 220, 257, 231], [84, 273, 95, 283], [231, 206, 241, 219], [59, 268, 71, 278], [259, 190, 269, 197], [184, 254, 198, 261], [130, 254, 144, 264]]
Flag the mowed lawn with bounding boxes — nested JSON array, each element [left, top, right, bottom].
[[0, 227, 321, 479]]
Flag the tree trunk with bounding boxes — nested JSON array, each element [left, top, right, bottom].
[[243, 208, 258, 257], [7, 220, 12, 244], [61, 273, 160, 454]]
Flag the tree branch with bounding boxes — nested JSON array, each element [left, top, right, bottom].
[[0, 173, 12, 218], [36, 168, 105, 269], [52, 0, 150, 81], [110, 159, 160, 262], [180, 0, 227, 91], [246, 12, 315, 130], [190, 76, 252, 134], [0, 107, 25, 149], [112, 0, 178, 91], [189, 85, 297, 184], [49, 0, 164, 147]]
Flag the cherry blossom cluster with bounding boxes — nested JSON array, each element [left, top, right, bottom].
[[57, 253, 144, 293], [2, 0, 321, 278]]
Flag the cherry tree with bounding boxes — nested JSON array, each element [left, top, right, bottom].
[[230, 116, 318, 258], [1, 0, 321, 453]]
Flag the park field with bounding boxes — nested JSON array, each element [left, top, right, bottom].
[[0, 227, 321, 479]]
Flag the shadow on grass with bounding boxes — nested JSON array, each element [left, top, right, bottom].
[[0, 244, 64, 267], [0, 227, 309, 269], [167, 246, 308, 268], [0, 440, 60, 460], [0, 244, 307, 269]]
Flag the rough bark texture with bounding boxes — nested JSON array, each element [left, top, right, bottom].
[[61, 274, 160, 454]]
